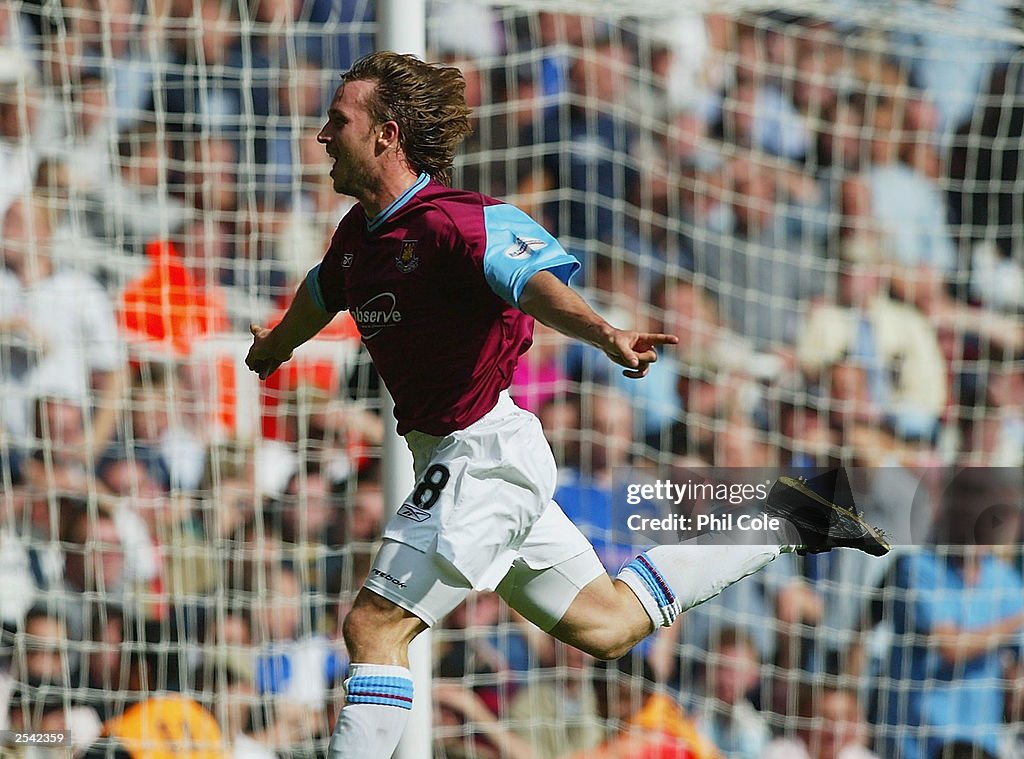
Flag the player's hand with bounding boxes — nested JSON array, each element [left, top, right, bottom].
[[245, 323, 292, 380], [603, 330, 679, 379]]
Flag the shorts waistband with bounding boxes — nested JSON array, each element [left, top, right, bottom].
[[404, 391, 516, 451]]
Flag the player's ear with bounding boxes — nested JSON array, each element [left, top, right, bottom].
[[377, 120, 399, 150]]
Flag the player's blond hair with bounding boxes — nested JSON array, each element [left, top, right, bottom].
[[343, 51, 472, 186]]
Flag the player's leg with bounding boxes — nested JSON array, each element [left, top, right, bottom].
[[497, 549, 651, 660], [329, 393, 575, 755], [503, 476, 891, 658], [607, 475, 891, 644], [559, 536, 786, 656], [328, 539, 471, 759], [499, 525, 783, 659], [330, 587, 425, 759]]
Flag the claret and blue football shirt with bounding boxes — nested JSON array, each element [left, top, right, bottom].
[[308, 174, 580, 435]]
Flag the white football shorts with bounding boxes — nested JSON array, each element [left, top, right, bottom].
[[364, 392, 604, 630]]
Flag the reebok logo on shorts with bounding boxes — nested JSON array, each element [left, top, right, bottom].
[[397, 504, 431, 522], [372, 569, 409, 589]]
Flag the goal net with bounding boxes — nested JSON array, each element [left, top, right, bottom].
[[0, 0, 1022, 757]]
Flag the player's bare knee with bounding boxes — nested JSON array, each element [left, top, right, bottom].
[[341, 605, 372, 655], [342, 592, 424, 661]]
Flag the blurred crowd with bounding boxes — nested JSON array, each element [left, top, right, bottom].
[[0, 1, 1023, 758]]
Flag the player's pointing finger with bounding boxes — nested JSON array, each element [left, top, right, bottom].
[[640, 332, 679, 347]]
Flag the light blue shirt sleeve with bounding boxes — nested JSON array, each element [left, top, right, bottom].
[[481, 203, 580, 308]]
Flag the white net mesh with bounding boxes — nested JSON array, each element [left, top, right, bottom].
[[0, 1, 1022, 757]]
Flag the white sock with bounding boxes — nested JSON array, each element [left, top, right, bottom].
[[617, 533, 784, 628], [328, 663, 414, 759]]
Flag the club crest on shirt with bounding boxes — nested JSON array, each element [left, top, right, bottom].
[[395, 240, 420, 273], [342, 253, 354, 268], [504, 236, 547, 259]]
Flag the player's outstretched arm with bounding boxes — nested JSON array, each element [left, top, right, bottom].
[[245, 280, 335, 380], [519, 270, 678, 379]]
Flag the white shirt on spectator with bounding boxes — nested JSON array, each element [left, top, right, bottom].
[[10, 268, 124, 407]]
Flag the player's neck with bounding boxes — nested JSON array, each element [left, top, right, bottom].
[[358, 168, 423, 218]]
